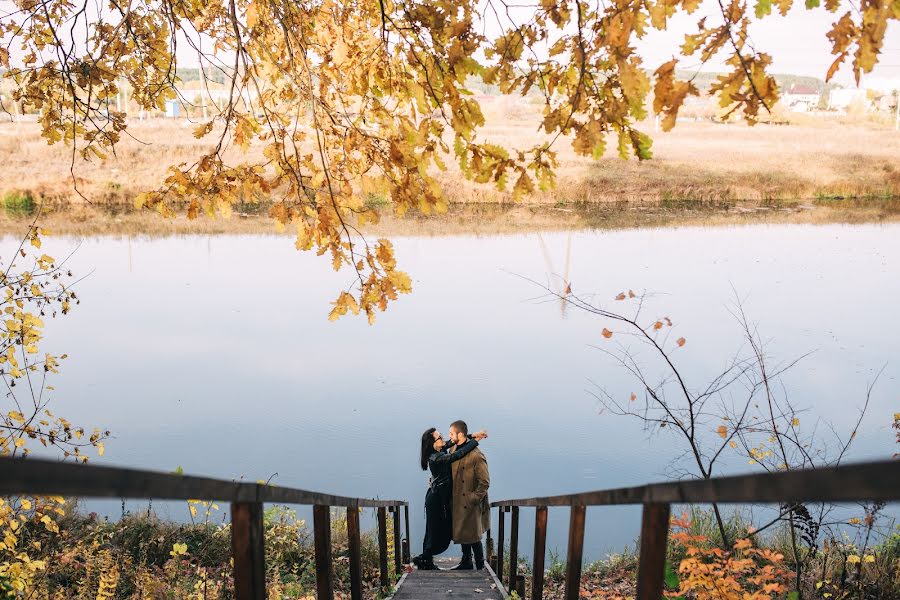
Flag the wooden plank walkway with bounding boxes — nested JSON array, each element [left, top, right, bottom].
[[392, 558, 508, 600]]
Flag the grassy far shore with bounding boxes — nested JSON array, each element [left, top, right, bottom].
[[2, 104, 900, 239], [1, 104, 899, 212]]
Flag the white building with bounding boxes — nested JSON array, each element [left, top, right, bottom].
[[828, 88, 868, 111], [782, 85, 820, 112]]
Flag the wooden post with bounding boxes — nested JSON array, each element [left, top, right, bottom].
[[514, 575, 526, 597], [378, 507, 390, 589], [231, 502, 265, 600], [532, 506, 548, 600], [497, 506, 506, 585], [392, 505, 403, 573], [346, 507, 363, 600], [313, 505, 334, 600], [636, 503, 671, 600], [403, 504, 411, 564], [508, 506, 520, 591], [564, 506, 586, 600]]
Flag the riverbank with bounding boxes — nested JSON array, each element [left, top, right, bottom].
[[1, 114, 899, 209], [25, 504, 899, 599], [25, 503, 394, 599], [516, 507, 900, 600], [1, 198, 899, 239]]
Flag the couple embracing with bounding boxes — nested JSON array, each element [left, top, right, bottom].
[[413, 420, 490, 571]]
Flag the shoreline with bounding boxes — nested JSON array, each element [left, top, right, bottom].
[[3, 118, 900, 214], [1, 198, 899, 239]]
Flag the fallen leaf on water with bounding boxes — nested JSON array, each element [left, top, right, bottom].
[[676, 337, 686, 347], [630, 393, 637, 402], [602, 328, 613, 339], [615, 292, 626, 300]]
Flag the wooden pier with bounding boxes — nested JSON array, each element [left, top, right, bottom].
[[2, 456, 899, 600]]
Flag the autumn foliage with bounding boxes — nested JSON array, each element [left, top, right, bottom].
[[0, 224, 110, 594], [2, 0, 899, 318], [667, 514, 792, 600]]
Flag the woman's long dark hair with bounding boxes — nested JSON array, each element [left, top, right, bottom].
[[420, 428, 437, 470]]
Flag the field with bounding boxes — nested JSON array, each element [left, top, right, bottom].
[[1, 99, 899, 230], [2, 103, 900, 207]]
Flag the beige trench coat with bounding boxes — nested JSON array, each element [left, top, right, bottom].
[[450, 445, 491, 544]]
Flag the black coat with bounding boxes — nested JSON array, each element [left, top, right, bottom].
[[419, 439, 478, 558], [428, 438, 479, 490]]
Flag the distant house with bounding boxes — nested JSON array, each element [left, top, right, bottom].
[[781, 84, 820, 112], [874, 93, 898, 113], [164, 99, 181, 118], [828, 88, 868, 111]]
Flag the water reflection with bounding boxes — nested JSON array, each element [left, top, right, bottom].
[[15, 222, 900, 560]]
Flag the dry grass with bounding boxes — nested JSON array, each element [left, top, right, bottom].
[[0, 119, 242, 206], [1, 101, 899, 213], [443, 98, 900, 204]]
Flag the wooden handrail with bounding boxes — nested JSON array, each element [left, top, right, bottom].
[[0, 456, 409, 600], [0, 456, 407, 507], [491, 458, 900, 507], [5, 457, 897, 600], [486, 459, 900, 600]]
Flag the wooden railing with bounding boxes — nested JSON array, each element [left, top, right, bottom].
[[0, 457, 409, 600], [488, 459, 900, 600]]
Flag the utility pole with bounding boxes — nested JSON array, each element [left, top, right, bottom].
[[895, 90, 899, 132], [201, 63, 209, 120]]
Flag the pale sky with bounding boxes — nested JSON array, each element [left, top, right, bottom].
[[3, 0, 898, 89], [635, 1, 900, 87]]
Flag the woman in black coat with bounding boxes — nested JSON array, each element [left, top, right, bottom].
[[413, 427, 487, 570]]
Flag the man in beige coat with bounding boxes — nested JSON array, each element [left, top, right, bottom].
[[448, 419, 490, 570]]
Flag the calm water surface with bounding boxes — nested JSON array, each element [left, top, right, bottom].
[[17, 222, 900, 560]]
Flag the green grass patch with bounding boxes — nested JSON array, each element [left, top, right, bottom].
[[2, 190, 36, 217], [365, 192, 390, 209]]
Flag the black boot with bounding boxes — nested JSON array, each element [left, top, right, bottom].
[[452, 544, 474, 570], [472, 541, 485, 570], [418, 559, 439, 570]]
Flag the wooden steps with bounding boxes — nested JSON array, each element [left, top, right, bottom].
[[392, 558, 508, 600]]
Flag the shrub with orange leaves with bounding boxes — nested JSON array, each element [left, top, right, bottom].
[[666, 514, 793, 600]]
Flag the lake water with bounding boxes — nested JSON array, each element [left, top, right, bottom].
[[15, 222, 900, 562]]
